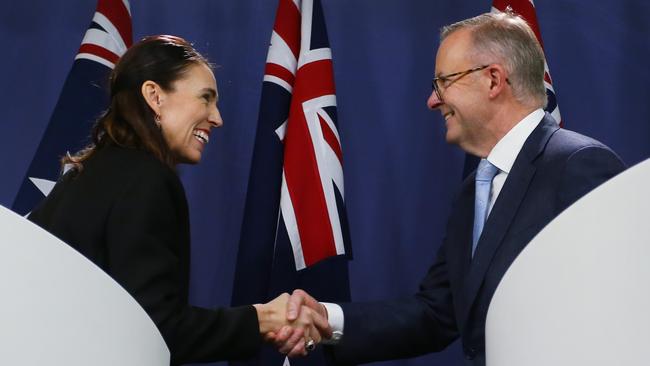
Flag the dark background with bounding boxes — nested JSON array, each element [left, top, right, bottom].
[[1, 1, 649, 365]]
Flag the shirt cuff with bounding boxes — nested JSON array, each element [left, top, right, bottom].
[[320, 302, 344, 345]]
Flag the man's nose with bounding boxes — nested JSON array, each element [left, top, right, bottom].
[[427, 90, 444, 110]]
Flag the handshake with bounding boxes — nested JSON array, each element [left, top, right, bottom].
[[253, 289, 331, 357]]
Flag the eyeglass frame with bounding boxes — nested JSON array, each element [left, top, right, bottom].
[[431, 64, 490, 102]]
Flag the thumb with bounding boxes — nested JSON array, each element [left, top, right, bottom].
[[287, 289, 307, 320]]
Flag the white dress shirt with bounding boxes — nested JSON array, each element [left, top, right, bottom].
[[485, 108, 544, 216], [321, 109, 546, 343]]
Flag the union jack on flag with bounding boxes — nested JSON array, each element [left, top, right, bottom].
[[492, 0, 562, 125], [232, 0, 351, 364], [270, 0, 347, 270], [13, 0, 132, 215], [77, 0, 132, 68]]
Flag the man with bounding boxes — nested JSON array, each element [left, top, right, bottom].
[[276, 11, 626, 365]]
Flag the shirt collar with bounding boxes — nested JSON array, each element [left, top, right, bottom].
[[487, 109, 545, 174]]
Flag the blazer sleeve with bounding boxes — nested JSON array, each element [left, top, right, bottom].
[[328, 244, 458, 365], [104, 164, 261, 364], [556, 145, 626, 211]]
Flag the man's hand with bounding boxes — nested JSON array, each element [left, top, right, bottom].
[[287, 289, 328, 322], [256, 291, 332, 357], [271, 289, 331, 357]]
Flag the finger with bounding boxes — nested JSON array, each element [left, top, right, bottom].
[[296, 305, 331, 340], [273, 326, 292, 349], [296, 289, 319, 309], [309, 308, 333, 339], [307, 324, 322, 344], [296, 309, 321, 344], [264, 331, 276, 342], [287, 338, 307, 358], [271, 325, 292, 347], [279, 327, 304, 354], [287, 289, 308, 320]]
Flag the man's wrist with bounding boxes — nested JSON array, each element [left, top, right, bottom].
[[320, 302, 344, 344]]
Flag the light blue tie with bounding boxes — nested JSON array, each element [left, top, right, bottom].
[[472, 159, 499, 257]]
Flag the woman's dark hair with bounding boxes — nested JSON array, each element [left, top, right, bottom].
[[63, 35, 210, 170]]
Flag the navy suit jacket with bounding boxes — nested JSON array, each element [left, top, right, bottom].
[[329, 114, 626, 365]]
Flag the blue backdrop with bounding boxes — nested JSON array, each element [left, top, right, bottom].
[[1, 1, 649, 366]]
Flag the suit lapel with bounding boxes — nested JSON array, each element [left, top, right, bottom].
[[450, 175, 476, 281], [458, 114, 560, 327]]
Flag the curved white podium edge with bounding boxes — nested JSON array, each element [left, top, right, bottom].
[[0, 205, 169, 365], [486, 158, 650, 366]]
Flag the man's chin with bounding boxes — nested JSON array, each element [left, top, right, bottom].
[[445, 132, 460, 146]]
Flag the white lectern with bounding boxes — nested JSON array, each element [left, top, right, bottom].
[[0, 205, 170, 365], [486, 158, 650, 366]]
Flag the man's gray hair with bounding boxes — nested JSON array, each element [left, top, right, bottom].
[[441, 12, 548, 108]]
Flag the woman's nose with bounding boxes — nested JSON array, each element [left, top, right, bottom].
[[209, 105, 223, 127]]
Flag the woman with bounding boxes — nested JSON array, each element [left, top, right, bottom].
[[28, 35, 326, 364]]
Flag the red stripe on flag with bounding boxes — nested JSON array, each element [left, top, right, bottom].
[[319, 114, 343, 165], [543, 72, 552, 84], [78, 43, 120, 64], [265, 63, 296, 87], [283, 57, 340, 266], [295, 60, 336, 101], [283, 109, 338, 266], [493, 0, 545, 49], [273, 0, 301, 60], [96, 0, 133, 48]]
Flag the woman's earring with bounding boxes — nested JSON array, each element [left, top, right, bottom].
[[155, 114, 162, 129]]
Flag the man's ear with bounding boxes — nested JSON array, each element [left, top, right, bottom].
[[141, 80, 164, 115], [487, 64, 508, 99]]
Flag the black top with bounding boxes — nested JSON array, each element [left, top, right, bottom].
[[29, 143, 261, 365]]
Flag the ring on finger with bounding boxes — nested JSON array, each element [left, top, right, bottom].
[[305, 338, 316, 352]]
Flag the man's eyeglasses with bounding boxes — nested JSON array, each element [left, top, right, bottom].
[[431, 65, 489, 101]]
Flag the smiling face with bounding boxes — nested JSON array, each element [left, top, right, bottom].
[[427, 29, 491, 153], [155, 63, 223, 164]]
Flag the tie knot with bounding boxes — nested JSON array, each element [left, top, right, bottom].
[[476, 159, 499, 182]]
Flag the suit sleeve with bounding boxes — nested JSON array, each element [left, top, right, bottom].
[[105, 164, 261, 364], [556, 145, 626, 211], [328, 243, 458, 365]]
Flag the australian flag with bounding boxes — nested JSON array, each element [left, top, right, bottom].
[[231, 0, 352, 365], [12, 0, 132, 215]]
